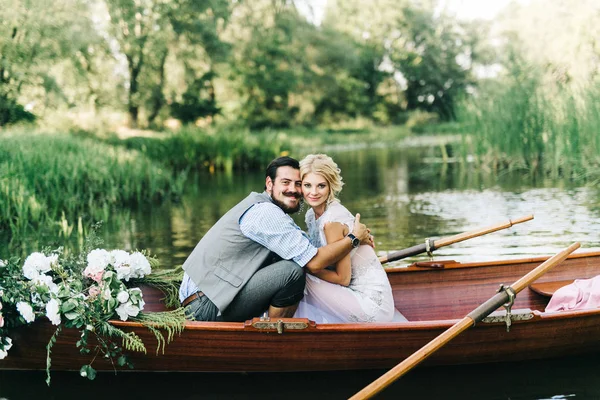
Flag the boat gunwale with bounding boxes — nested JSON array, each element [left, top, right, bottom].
[[385, 250, 600, 273], [108, 307, 600, 332], [105, 251, 600, 332]]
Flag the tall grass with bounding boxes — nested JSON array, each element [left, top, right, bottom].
[[0, 132, 184, 238], [109, 127, 293, 174], [458, 75, 600, 179], [108, 125, 410, 174]]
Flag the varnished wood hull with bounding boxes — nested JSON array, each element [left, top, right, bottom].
[[3, 251, 600, 372]]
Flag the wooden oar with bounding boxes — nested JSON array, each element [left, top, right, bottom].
[[352, 242, 580, 400], [378, 215, 534, 264]]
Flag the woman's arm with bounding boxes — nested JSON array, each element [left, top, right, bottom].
[[311, 222, 352, 286]]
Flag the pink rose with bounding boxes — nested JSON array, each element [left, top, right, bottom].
[[88, 286, 101, 299], [84, 266, 104, 283], [0, 313, 4, 328]]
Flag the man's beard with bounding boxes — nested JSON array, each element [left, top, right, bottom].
[[271, 192, 302, 214]]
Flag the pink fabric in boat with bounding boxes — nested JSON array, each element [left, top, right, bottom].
[[546, 276, 600, 312]]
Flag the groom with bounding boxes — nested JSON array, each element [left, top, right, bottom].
[[179, 156, 370, 322]]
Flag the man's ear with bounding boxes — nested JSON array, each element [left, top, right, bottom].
[[265, 177, 274, 193]]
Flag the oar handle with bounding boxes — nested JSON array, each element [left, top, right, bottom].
[[434, 215, 534, 248], [352, 242, 580, 400], [379, 215, 534, 264]]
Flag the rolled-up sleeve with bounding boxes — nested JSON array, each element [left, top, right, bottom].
[[240, 202, 318, 267]]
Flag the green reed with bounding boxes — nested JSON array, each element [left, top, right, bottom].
[[458, 76, 600, 179], [109, 127, 293, 174], [0, 132, 183, 238], [108, 125, 410, 174]]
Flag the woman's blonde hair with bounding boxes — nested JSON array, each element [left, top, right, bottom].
[[299, 154, 344, 205]]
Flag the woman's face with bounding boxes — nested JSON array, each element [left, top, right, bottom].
[[302, 172, 330, 209]]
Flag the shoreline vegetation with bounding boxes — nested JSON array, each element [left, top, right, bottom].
[[0, 124, 414, 241], [457, 79, 600, 180]]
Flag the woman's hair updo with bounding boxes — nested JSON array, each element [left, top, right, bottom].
[[299, 154, 344, 205]]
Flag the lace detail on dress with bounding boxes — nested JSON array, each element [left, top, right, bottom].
[[297, 201, 395, 323]]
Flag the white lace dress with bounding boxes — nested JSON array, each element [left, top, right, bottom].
[[294, 201, 395, 323]]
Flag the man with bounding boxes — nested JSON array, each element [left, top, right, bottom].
[[179, 156, 370, 322]]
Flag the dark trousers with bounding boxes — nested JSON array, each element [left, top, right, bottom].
[[185, 260, 305, 322]]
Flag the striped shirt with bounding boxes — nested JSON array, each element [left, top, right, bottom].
[[179, 199, 318, 302]]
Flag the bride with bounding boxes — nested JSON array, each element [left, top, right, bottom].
[[294, 154, 395, 323]]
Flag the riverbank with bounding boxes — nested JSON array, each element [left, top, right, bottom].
[[0, 125, 411, 241]]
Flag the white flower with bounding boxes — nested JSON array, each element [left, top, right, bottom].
[[129, 252, 151, 278], [110, 250, 130, 268], [45, 299, 61, 325], [115, 265, 133, 281], [16, 302, 35, 323], [116, 291, 129, 304], [47, 253, 59, 268], [115, 301, 140, 321], [32, 273, 59, 294], [23, 252, 51, 279], [0, 337, 12, 360], [86, 249, 111, 272], [0, 259, 6, 267], [102, 286, 112, 301]]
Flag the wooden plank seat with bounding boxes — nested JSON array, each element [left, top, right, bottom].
[[529, 279, 575, 297]]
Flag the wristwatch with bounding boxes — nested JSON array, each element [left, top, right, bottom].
[[347, 233, 360, 248]]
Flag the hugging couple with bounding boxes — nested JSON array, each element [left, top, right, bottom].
[[179, 154, 396, 324]]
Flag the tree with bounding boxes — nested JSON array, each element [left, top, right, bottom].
[[0, 0, 103, 122], [104, 0, 233, 128], [229, 1, 317, 128]]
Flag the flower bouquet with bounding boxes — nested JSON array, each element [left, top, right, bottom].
[[0, 237, 185, 384]]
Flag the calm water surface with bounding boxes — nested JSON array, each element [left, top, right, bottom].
[[1, 144, 600, 399]]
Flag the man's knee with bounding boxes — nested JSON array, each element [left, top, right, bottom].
[[276, 260, 305, 286]]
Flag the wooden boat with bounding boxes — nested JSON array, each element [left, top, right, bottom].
[[3, 251, 600, 373]]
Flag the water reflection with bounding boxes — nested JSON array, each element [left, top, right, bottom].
[[4, 145, 598, 269]]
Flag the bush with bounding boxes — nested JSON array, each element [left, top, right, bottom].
[[0, 95, 36, 126]]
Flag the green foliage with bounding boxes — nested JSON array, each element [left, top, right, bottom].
[[0, 132, 182, 238], [111, 127, 292, 173], [170, 72, 221, 123], [390, 5, 475, 120], [0, 95, 36, 126], [457, 64, 600, 178]]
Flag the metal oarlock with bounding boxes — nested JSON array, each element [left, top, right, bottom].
[[425, 238, 433, 260], [496, 284, 517, 332]]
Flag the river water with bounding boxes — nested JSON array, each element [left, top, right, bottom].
[[1, 143, 600, 399]]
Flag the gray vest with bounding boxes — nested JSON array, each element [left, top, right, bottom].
[[182, 192, 275, 311]]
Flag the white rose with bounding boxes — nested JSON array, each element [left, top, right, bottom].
[[47, 254, 59, 268], [0, 337, 12, 360], [86, 249, 111, 272], [116, 291, 129, 303], [32, 273, 59, 294], [16, 302, 35, 323], [115, 265, 132, 281], [45, 299, 61, 325], [115, 301, 140, 321], [102, 286, 112, 300], [0, 259, 6, 267], [129, 252, 151, 278], [110, 250, 130, 268], [23, 252, 48, 279]]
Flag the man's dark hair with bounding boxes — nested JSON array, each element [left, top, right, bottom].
[[265, 156, 300, 188]]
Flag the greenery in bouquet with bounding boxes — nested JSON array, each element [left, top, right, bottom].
[[0, 229, 185, 384]]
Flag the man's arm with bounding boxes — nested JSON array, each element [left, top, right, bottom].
[[304, 213, 369, 274]]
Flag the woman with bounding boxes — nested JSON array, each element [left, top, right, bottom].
[[294, 154, 396, 323]]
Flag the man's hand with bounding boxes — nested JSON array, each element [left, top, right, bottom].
[[351, 213, 370, 243]]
